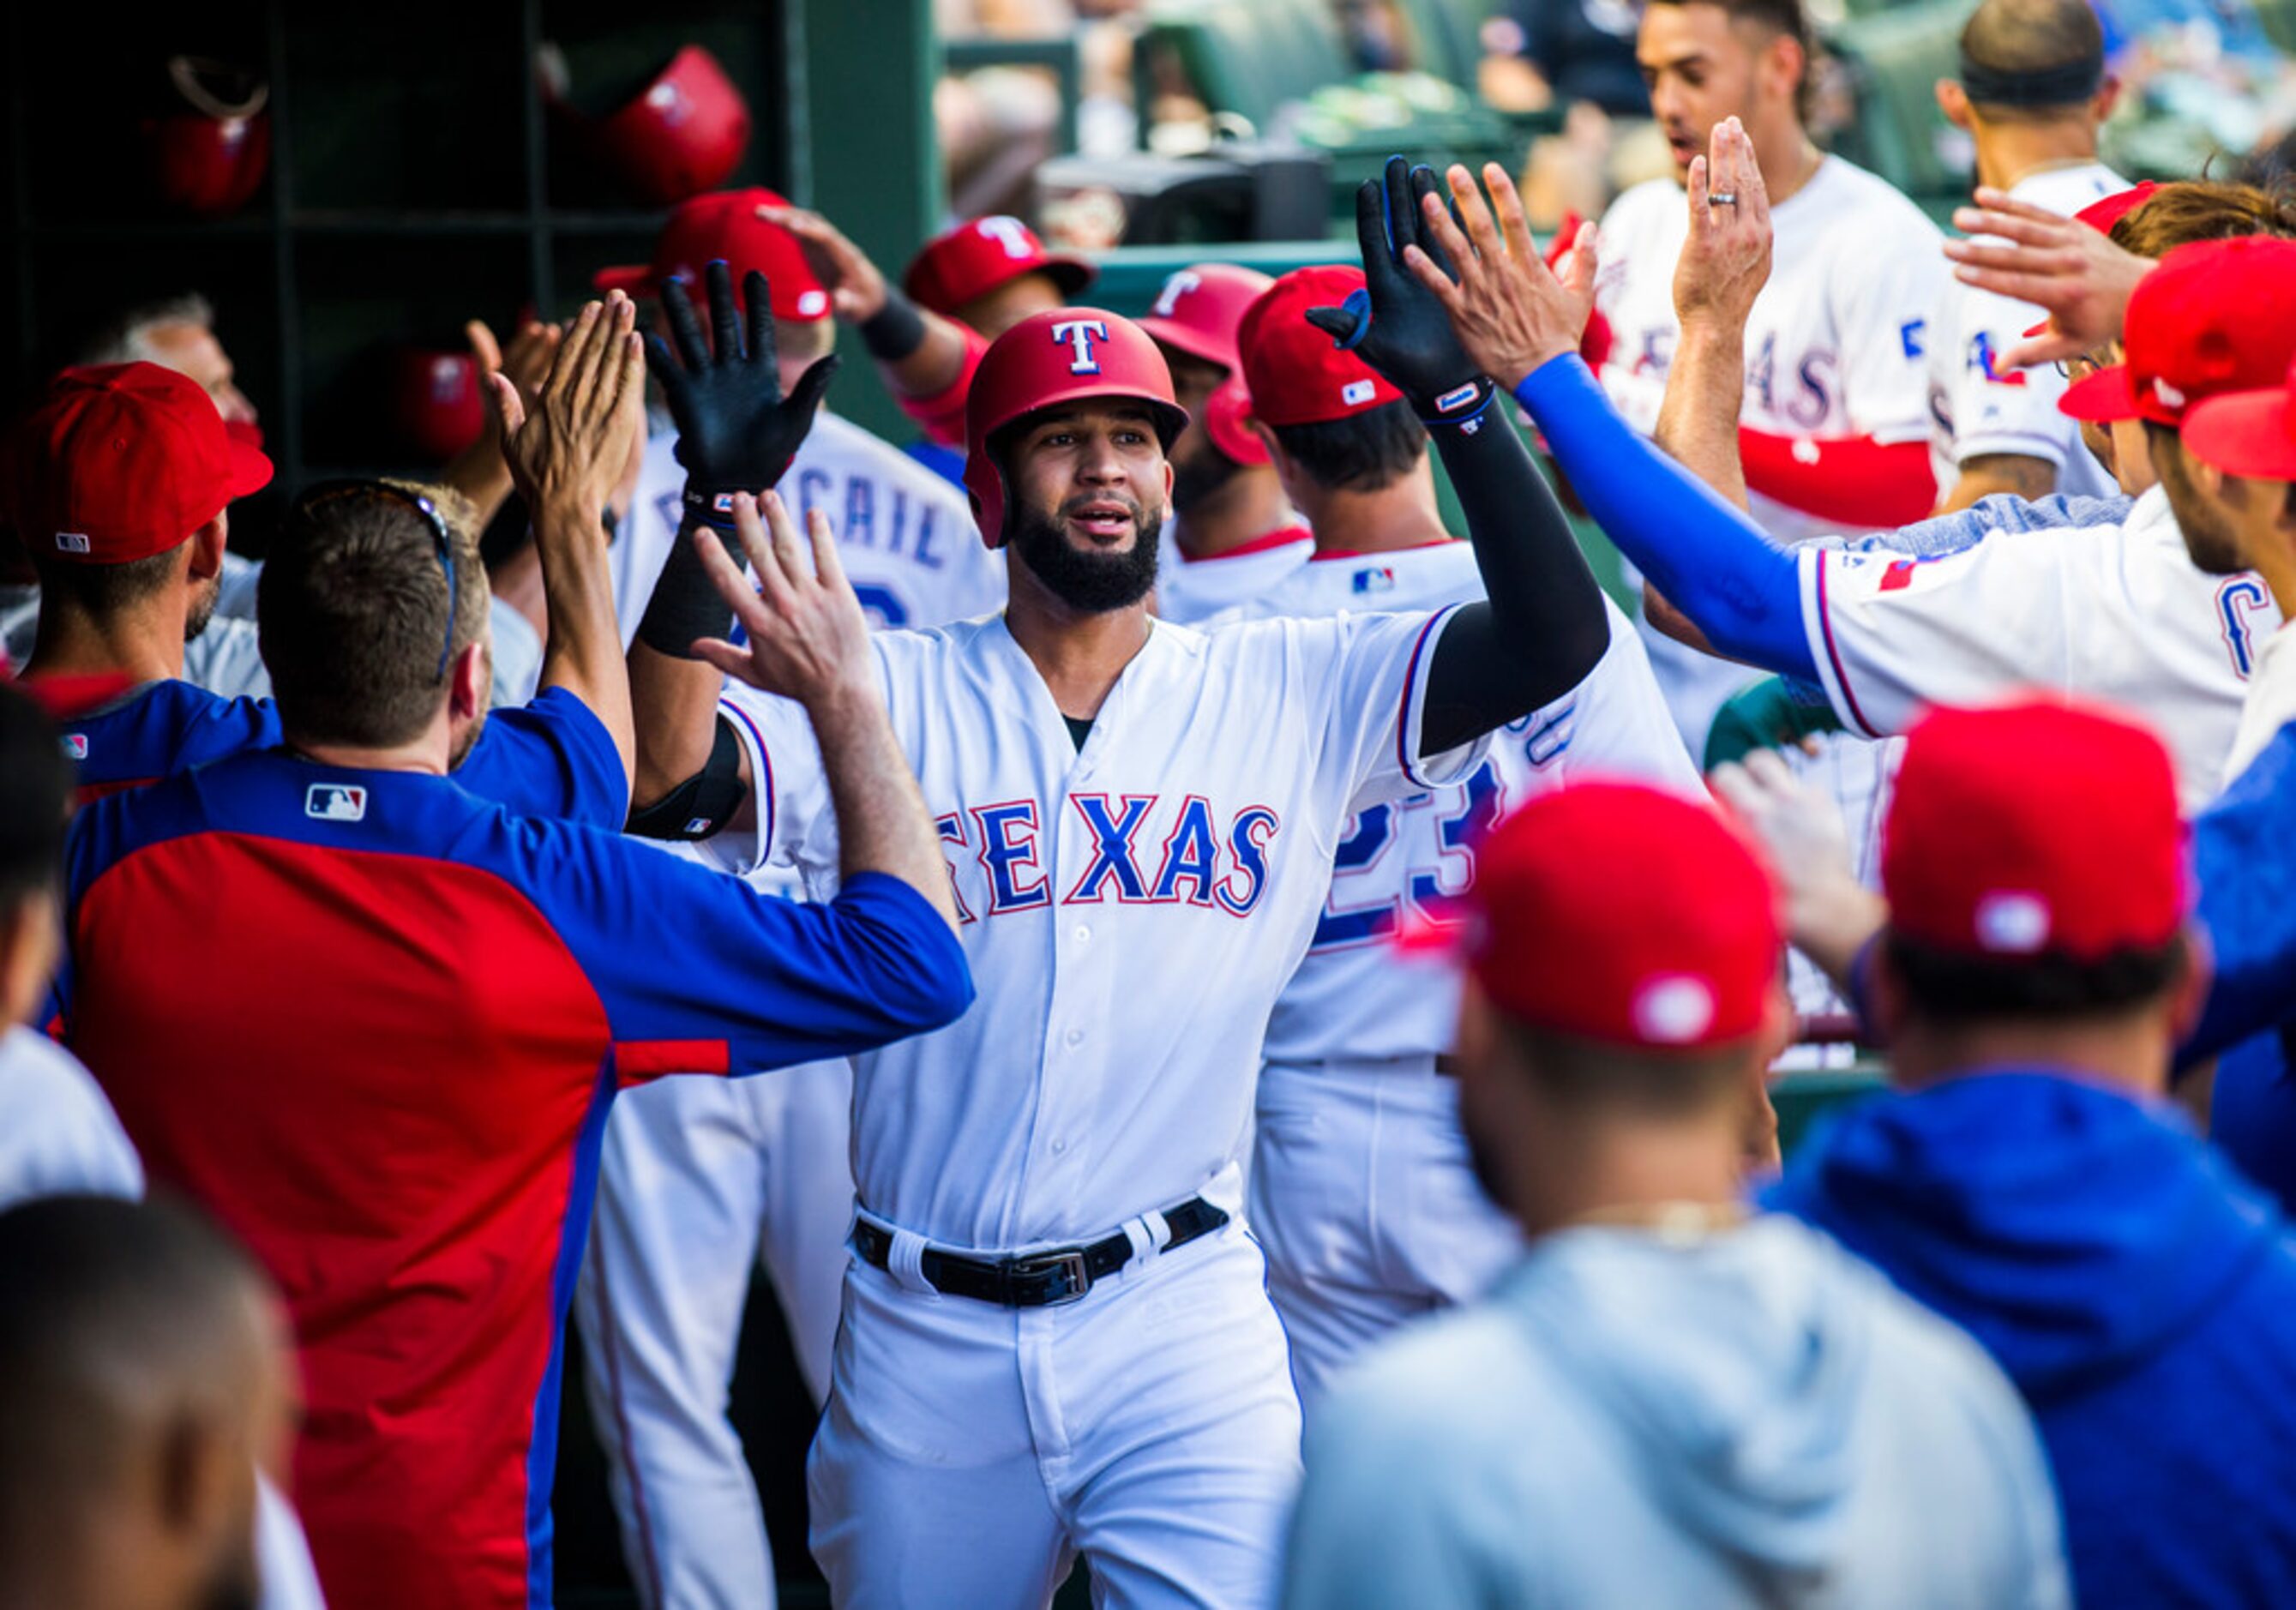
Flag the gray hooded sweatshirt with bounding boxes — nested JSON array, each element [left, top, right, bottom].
[[1283, 1216, 2069, 1609]]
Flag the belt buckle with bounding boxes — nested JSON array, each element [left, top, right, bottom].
[[1010, 1248, 1091, 1306]]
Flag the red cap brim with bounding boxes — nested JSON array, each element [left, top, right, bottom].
[[592, 263, 654, 297], [225, 439, 273, 500], [2059, 363, 2149, 424], [2184, 388, 2296, 480]]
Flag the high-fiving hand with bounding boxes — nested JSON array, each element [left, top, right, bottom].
[[691, 490, 875, 715], [646, 260, 839, 526], [1674, 117, 1773, 333], [1306, 156, 1496, 426], [1396, 160, 1597, 390], [1942, 189, 2154, 370], [490, 291, 646, 521]]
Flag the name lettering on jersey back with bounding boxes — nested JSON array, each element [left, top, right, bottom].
[[935, 796, 1282, 922], [789, 469, 947, 571]]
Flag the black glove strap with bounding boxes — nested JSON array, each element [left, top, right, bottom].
[[634, 514, 738, 659], [860, 291, 929, 363]]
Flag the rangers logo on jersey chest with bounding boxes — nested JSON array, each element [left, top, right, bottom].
[[934, 794, 1282, 922]]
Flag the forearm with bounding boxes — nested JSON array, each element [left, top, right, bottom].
[[532, 496, 634, 790], [1421, 413, 1611, 751], [1795, 883, 1889, 1001], [628, 636, 729, 810], [860, 291, 972, 402], [812, 689, 960, 932], [439, 440, 514, 532], [1654, 319, 1752, 513], [1938, 454, 2056, 515], [1514, 354, 1814, 678]]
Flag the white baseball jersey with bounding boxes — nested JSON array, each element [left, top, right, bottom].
[[1595, 155, 1946, 548], [1225, 543, 1703, 1065], [1929, 162, 2125, 502], [617, 410, 1006, 642], [1155, 523, 1315, 626], [2226, 621, 2296, 788], [0, 1025, 144, 1208], [703, 608, 1487, 1248], [1799, 484, 2281, 808]]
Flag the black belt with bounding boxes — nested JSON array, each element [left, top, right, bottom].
[[851, 1196, 1229, 1307]]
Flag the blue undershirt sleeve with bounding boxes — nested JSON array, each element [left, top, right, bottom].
[[1512, 354, 1816, 681]]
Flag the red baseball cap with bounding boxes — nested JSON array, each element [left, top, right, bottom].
[[903, 215, 1095, 319], [1420, 782, 1782, 1050], [593, 188, 832, 323], [9, 362, 273, 566], [1238, 267, 1404, 428], [1884, 700, 2184, 962], [1136, 263, 1276, 371], [2060, 237, 2296, 427], [2184, 353, 2296, 482]]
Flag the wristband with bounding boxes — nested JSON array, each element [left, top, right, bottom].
[[861, 291, 929, 363], [636, 517, 738, 659], [1421, 378, 1497, 432]]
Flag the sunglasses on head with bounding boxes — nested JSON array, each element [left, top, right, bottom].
[[289, 479, 460, 682]]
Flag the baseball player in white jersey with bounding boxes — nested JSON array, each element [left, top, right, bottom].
[[1596, 0, 1944, 758], [1215, 270, 1702, 1415], [1926, 0, 2127, 510], [1131, 263, 1314, 625], [625, 159, 1632, 1607], [574, 225, 1002, 1607]]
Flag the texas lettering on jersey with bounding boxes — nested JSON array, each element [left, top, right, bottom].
[[934, 794, 1281, 922]]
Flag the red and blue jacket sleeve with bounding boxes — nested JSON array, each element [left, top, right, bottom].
[[522, 827, 976, 1081], [1512, 354, 1817, 681], [452, 687, 630, 831]]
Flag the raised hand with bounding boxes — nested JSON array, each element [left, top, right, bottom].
[[1944, 189, 2155, 370], [1305, 155, 1495, 425], [490, 291, 644, 520], [1708, 748, 1885, 990], [691, 491, 875, 713], [646, 259, 839, 527], [1674, 117, 1773, 334], [756, 202, 891, 324], [1398, 159, 1594, 390]]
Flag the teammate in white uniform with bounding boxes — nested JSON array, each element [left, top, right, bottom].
[[576, 221, 1001, 1610], [1596, 0, 1944, 607], [1216, 266, 1701, 1417], [1926, 0, 2125, 510], [628, 163, 1632, 1606], [1430, 163, 2296, 820], [1132, 263, 1313, 624]]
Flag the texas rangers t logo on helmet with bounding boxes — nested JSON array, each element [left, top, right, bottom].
[[978, 215, 1036, 259], [1151, 270, 1201, 319], [1051, 318, 1110, 375]]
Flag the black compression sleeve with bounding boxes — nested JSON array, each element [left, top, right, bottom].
[[635, 514, 739, 659], [860, 291, 929, 363], [1421, 414, 1611, 754]]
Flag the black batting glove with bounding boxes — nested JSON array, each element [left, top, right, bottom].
[[1306, 157, 1495, 429], [646, 260, 839, 529]]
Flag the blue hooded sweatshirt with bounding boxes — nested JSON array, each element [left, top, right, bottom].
[[1770, 1070, 2296, 1607]]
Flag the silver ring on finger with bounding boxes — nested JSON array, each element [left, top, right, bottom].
[[1708, 192, 1739, 206]]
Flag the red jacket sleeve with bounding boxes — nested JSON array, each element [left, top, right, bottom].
[[895, 324, 989, 448]]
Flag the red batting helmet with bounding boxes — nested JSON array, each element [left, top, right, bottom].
[[141, 57, 271, 219], [573, 45, 751, 207], [1137, 264, 1274, 467], [963, 309, 1188, 549]]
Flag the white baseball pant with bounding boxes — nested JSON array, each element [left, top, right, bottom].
[[807, 1209, 1301, 1609], [1248, 1057, 1524, 1426], [575, 1056, 856, 1610]]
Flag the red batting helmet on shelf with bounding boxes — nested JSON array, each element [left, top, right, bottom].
[[141, 57, 271, 219], [963, 309, 1189, 550], [1136, 263, 1274, 467], [545, 44, 750, 207]]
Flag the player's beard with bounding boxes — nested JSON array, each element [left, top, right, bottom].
[[1008, 495, 1163, 613], [184, 571, 221, 643]]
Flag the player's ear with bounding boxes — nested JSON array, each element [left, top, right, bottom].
[[2092, 75, 2122, 123], [449, 640, 489, 723], [1763, 29, 1806, 111], [188, 514, 229, 583], [1935, 79, 1972, 130]]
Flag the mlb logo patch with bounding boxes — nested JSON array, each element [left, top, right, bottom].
[[1341, 380, 1376, 407], [1351, 566, 1397, 596], [55, 532, 90, 554], [63, 734, 87, 760], [306, 784, 369, 822]]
